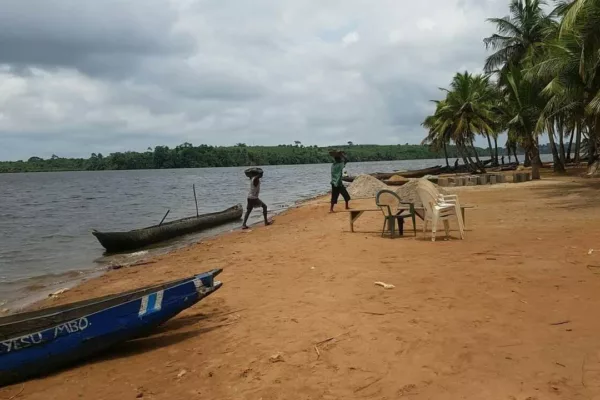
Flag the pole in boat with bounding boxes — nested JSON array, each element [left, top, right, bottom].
[[193, 184, 199, 217], [159, 209, 170, 226]]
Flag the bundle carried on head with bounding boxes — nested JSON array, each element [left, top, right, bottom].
[[328, 149, 344, 158], [244, 167, 264, 178]]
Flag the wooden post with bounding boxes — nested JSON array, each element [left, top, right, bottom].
[[193, 184, 199, 217], [159, 210, 170, 226]]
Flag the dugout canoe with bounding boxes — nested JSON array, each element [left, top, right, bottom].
[[392, 165, 445, 178], [92, 204, 243, 253], [342, 165, 446, 183]]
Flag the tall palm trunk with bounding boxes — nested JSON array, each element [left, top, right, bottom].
[[530, 141, 542, 180], [460, 151, 471, 169], [567, 128, 575, 162], [547, 123, 565, 173], [493, 136, 499, 165], [513, 145, 519, 165], [442, 141, 450, 167], [459, 143, 477, 172], [485, 134, 494, 164], [574, 123, 582, 163], [588, 123, 598, 165], [470, 139, 486, 173], [558, 125, 566, 167]]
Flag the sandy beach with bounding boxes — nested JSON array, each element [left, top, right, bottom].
[[3, 172, 600, 399]]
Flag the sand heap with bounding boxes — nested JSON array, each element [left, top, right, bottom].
[[388, 174, 409, 182], [347, 174, 388, 198], [393, 179, 448, 204]]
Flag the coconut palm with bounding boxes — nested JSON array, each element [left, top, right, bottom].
[[423, 0, 600, 173], [422, 73, 501, 172], [483, 0, 551, 75], [502, 66, 545, 178], [422, 102, 452, 167]]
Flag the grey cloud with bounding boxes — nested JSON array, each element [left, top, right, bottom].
[[0, 0, 509, 160], [0, 0, 192, 75]]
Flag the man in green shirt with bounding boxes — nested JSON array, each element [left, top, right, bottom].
[[330, 153, 351, 212]]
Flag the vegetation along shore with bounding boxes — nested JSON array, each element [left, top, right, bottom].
[[421, 0, 600, 179], [0, 143, 553, 173]]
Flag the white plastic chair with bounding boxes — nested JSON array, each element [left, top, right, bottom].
[[417, 179, 466, 229], [416, 186, 465, 242]]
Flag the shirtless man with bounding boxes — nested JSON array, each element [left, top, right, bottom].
[[242, 171, 272, 229]]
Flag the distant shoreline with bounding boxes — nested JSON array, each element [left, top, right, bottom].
[[0, 143, 549, 174]]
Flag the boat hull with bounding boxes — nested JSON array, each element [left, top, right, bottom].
[[0, 269, 222, 387], [93, 204, 243, 253], [342, 166, 446, 183]]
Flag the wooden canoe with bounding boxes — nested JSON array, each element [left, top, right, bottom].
[[342, 165, 446, 182], [0, 269, 223, 387], [382, 180, 410, 186], [392, 165, 445, 178], [93, 204, 243, 253]]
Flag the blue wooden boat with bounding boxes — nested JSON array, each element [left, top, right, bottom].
[[0, 268, 223, 387]]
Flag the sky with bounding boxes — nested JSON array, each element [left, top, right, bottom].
[[0, 0, 513, 161]]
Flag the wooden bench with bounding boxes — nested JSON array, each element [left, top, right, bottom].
[[339, 204, 474, 233], [338, 208, 380, 232]]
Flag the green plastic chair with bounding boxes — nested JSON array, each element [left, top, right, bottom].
[[375, 189, 417, 238]]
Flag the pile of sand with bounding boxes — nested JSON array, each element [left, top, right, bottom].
[[387, 174, 409, 182], [394, 179, 448, 204], [347, 174, 388, 198]]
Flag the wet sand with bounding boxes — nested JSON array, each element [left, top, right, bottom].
[[3, 172, 600, 399]]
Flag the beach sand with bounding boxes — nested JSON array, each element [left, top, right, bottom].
[[3, 173, 600, 399]]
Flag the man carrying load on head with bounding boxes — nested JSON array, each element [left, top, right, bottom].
[[242, 169, 272, 229], [330, 152, 351, 213]]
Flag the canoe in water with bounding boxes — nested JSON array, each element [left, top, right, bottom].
[[92, 204, 243, 253]]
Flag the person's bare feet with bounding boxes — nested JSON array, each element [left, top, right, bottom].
[[242, 225, 249, 230], [265, 221, 273, 226]]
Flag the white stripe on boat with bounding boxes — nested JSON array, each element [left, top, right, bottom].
[[138, 290, 164, 317]]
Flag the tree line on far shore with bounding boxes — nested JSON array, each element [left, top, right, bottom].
[[0, 142, 537, 173], [422, 0, 600, 178]]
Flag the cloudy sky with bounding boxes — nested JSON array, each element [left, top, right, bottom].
[[0, 0, 511, 160]]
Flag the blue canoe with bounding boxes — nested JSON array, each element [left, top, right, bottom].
[[0, 268, 223, 387]]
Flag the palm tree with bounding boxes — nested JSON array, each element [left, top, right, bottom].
[[422, 102, 452, 167], [483, 0, 551, 75], [557, 0, 600, 164], [422, 73, 504, 172], [502, 66, 544, 178], [441, 72, 499, 171]]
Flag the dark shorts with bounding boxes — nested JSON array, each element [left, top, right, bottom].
[[247, 198, 266, 210], [331, 184, 351, 204]]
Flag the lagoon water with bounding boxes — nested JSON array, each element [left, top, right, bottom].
[[0, 157, 551, 308]]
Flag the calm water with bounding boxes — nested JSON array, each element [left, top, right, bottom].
[[0, 157, 550, 308]]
